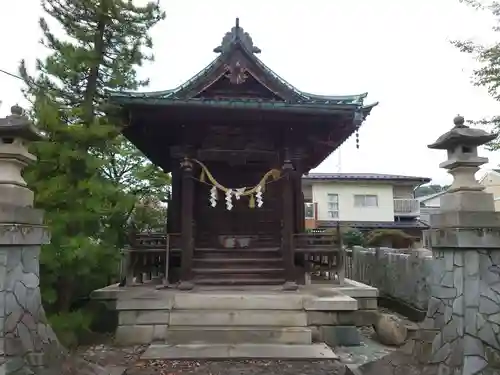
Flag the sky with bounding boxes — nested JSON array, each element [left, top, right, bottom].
[[1, 0, 499, 185]]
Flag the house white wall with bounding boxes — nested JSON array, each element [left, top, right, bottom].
[[303, 184, 313, 201], [393, 185, 414, 199], [480, 171, 500, 211], [311, 181, 395, 222], [421, 195, 442, 208]]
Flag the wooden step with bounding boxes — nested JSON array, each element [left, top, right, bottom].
[[193, 258, 283, 269], [194, 247, 281, 259], [193, 278, 285, 286], [193, 268, 284, 274]]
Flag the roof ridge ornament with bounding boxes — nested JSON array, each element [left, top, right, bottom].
[[213, 18, 262, 54]]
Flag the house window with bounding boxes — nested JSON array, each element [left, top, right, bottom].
[[304, 203, 315, 219], [327, 194, 339, 219], [354, 194, 378, 207]]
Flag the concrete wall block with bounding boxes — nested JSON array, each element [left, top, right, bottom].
[[164, 326, 312, 345], [307, 311, 339, 326], [304, 295, 358, 311], [118, 310, 170, 325], [173, 293, 304, 310], [319, 325, 361, 347], [356, 298, 378, 310], [350, 246, 432, 310], [116, 298, 173, 311], [170, 310, 307, 327], [152, 325, 168, 342], [307, 310, 378, 327], [337, 310, 379, 327], [115, 325, 154, 345]]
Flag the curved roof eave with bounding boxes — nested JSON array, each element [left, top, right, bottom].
[[107, 55, 223, 99], [108, 19, 377, 107]]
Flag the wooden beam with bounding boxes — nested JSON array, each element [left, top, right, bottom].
[[178, 157, 195, 290], [281, 153, 298, 291]]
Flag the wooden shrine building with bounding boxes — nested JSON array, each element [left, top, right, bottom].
[[110, 19, 377, 290]]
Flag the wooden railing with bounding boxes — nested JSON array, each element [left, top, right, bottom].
[[121, 229, 347, 286], [121, 232, 180, 286], [294, 231, 345, 285]]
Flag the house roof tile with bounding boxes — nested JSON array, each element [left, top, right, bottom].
[[302, 173, 431, 184]]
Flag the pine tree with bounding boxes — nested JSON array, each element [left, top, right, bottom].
[[453, 0, 500, 149], [19, 0, 166, 316]]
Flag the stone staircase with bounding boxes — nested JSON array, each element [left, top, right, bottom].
[[192, 247, 285, 286], [117, 291, 342, 359], [165, 293, 310, 345]]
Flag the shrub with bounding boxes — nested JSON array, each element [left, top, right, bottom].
[[48, 310, 93, 348], [342, 229, 365, 248], [365, 229, 415, 249]]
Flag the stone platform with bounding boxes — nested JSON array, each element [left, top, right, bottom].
[[91, 279, 378, 359]]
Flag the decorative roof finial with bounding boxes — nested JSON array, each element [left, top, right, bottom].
[[11, 104, 23, 116], [453, 114, 465, 128], [213, 18, 261, 54]]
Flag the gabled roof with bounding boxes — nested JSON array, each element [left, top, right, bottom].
[[317, 219, 430, 229], [109, 18, 377, 118], [302, 173, 431, 184]]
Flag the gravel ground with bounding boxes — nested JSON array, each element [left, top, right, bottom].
[[127, 359, 345, 375], [75, 345, 344, 375], [72, 308, 423, 375]]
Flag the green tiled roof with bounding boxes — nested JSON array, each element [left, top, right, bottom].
[[108, 19, 377, 111], [109, 96, 377, 115]]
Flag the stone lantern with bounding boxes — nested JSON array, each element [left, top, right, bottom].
[[0, 105, 42, 207], [428, 114, 497, 213], [422, 115, 500, 374]]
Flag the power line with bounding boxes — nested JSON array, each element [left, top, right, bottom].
[[0, 68, 24, 82]]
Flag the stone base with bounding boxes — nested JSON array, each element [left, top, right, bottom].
[[439, 190, 495, 212], [94, 280, 379, 347], [0, 184, 34, 207], [319, 325, 361, 346], [308, 310, 379, 327]]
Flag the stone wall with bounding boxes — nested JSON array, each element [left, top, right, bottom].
[[348, 246, 433, 311], [0, 213, 111, 374], [423, 242, 500, 371]]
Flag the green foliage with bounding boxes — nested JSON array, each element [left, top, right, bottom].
[[321, 226, 365, 247], [414, 184, 449, 198], [48, 310, 93, 348], [342, 228, 365, 248], [19, 0, 167, 315], [452, 0, 500, 148], [365, 229, 415, 249]]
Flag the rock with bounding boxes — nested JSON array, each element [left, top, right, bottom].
[[373, 313, 408, 346]]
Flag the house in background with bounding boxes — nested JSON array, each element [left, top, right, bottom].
[[302, 173, 431, 238], [417, 190, 448, 225], [479, 169, 500, 211]]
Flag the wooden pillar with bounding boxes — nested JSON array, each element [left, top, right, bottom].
[[291, 152, 304, 233], [169, 166, 181, 233], [292, 169, 304, 233], [179, 157, 194, 290], [282, 156, 298, 291]]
